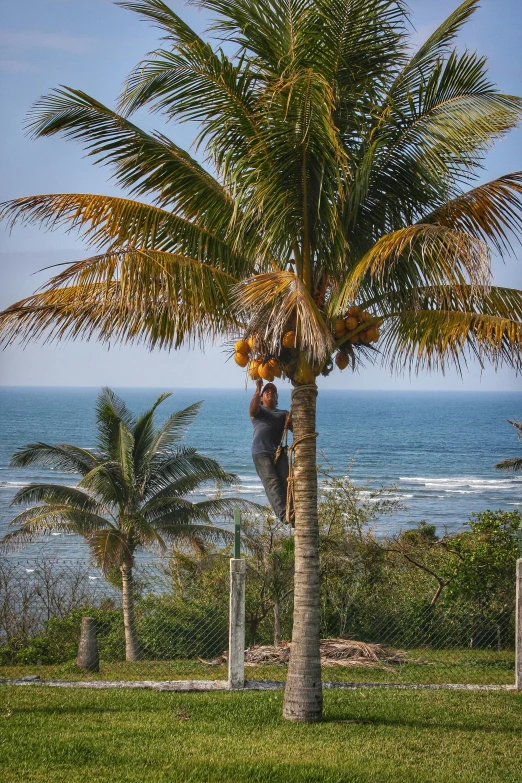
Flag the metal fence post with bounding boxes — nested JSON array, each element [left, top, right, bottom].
[[228, 507, 245, 689], [515, 557, 522, 691]]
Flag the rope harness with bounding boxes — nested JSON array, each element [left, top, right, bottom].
[[274, 384, 318, 526]]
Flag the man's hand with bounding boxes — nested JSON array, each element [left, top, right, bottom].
[[256, 379, 263, 392]]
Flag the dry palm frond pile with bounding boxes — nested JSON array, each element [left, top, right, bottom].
[[199, 639, 409, 669]]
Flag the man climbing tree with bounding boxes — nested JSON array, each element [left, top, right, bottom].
[[250, 380, 293, 525]]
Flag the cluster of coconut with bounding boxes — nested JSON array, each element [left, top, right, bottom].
[[233, 335, 288, 381], [333, 306, 380, 371], [233, 306, 382, 381]]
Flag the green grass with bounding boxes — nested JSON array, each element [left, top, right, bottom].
[[0, 648, 514, 685], [0, 686, 520, 782]]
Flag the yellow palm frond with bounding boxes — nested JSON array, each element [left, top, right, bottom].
[[382, 306, 522, 374], [234, 270, 334, 364], [423, 172, 522, 257], [0, 193, 252, 274], [331, 224, 491, 316], [0, 249, 241, 349]]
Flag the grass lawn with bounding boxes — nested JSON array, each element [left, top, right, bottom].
[[0, 648, 514, 685], [0, 686, 520, 782]]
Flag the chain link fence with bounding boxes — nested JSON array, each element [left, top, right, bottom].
[[0, 549, 518, 685]]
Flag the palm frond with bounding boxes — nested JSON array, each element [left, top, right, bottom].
[[380, 306, 522, 374], [148, 401, 202, 457], [132, 392, 173, 480], [145, 447, 237, 499], [423, 172, 522, 257], [0, 506, 113, 553], [235, 270, 333, 364], [495, 457, 522, 473], [0, 248, 241, 349], [86, 528, 132, 571], [152, 520, 233, 546], [0, 194, 246, 272], [117, 0, 206, 47], [9, 442, 98, 474], [26, 87, 233, 224], [332, 224, 491, 316], [11, 483, 104, 514]]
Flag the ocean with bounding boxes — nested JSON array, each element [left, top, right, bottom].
[[0, 386, 521, 559]]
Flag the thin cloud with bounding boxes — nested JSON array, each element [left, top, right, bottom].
[[0, 30, 97, 54], [0, 59, 37, 73]]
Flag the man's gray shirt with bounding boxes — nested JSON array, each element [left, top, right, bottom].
[[251, 405, 288, 455]]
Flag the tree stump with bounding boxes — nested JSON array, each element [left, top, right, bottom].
[[76, 617, 99, 673]]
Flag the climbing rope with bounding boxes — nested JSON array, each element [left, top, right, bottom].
[[282, 384, 319, 526]]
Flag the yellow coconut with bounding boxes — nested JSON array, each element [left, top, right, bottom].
[[259, 363, 275, 381], [347, 305, 362, 317], [247, 335, 257, 351], [344, 316, 358, 331], [234, 351, 249, 367], [349, 333, 360, 344], [235, 339, 250, 355], [294, 365, 316, 385], [359, 329, 371, 344], [365, 325, 380, 342], [334, 317, 347, 338], [359, 310, 373, 323], [335, 351, 349, 370], [248, 360, 261, 380], [268, 358, 282, 377], [282, 331, 296, 349]]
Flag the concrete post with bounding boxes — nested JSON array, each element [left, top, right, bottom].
[[228, 558, 246, 689], [77, 617, 99, 673], [515, 557, 522, 691]]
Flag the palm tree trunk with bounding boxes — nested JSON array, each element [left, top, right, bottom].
[[283, 383, 322, 722], [121, 561, 140, 662]]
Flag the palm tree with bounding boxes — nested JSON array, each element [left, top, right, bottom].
[[1, 0, 522, 719], [0, 387, 252, 661], [495, 420, 522, 474]]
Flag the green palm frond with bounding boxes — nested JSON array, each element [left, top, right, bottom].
[[116, 0, 206, 48], [87, 528, 132, 571], [235, 270, 334, 363], [423, 173, 522, 257], [152, 520, 233, 546], [96, 387, 136, 454], [388, 0, 479, 98], [0, 506, 113, 553], [11, 483, 104, 514], [145, 447, 237, 498], [147, 401, 202, 458], [132, 392, 173, 480], [495, 457, 522, 473], [9, 442, 98, 474], [26, 87, 234, 223]]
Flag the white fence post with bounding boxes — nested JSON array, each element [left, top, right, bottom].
[[228, 558, 246, 689], [515, 557, 522, 691]]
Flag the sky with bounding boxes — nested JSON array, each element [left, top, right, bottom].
[[0, 0, 521, 390]]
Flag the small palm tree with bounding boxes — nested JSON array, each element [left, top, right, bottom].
[[495, 420, 522, 474], [0, 388, 251, 661]]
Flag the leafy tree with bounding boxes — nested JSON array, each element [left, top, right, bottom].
[[0, 388, 251, 661], [1, 0, 522, 718]]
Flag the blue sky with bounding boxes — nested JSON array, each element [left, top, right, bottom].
[[1, 0, 521, 390]]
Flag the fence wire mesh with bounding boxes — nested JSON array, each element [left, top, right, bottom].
[[0, 556, 229, 680], [0, 550, 517, 685]]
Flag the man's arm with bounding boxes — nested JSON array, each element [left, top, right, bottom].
[[249, 379, 263, 418]]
